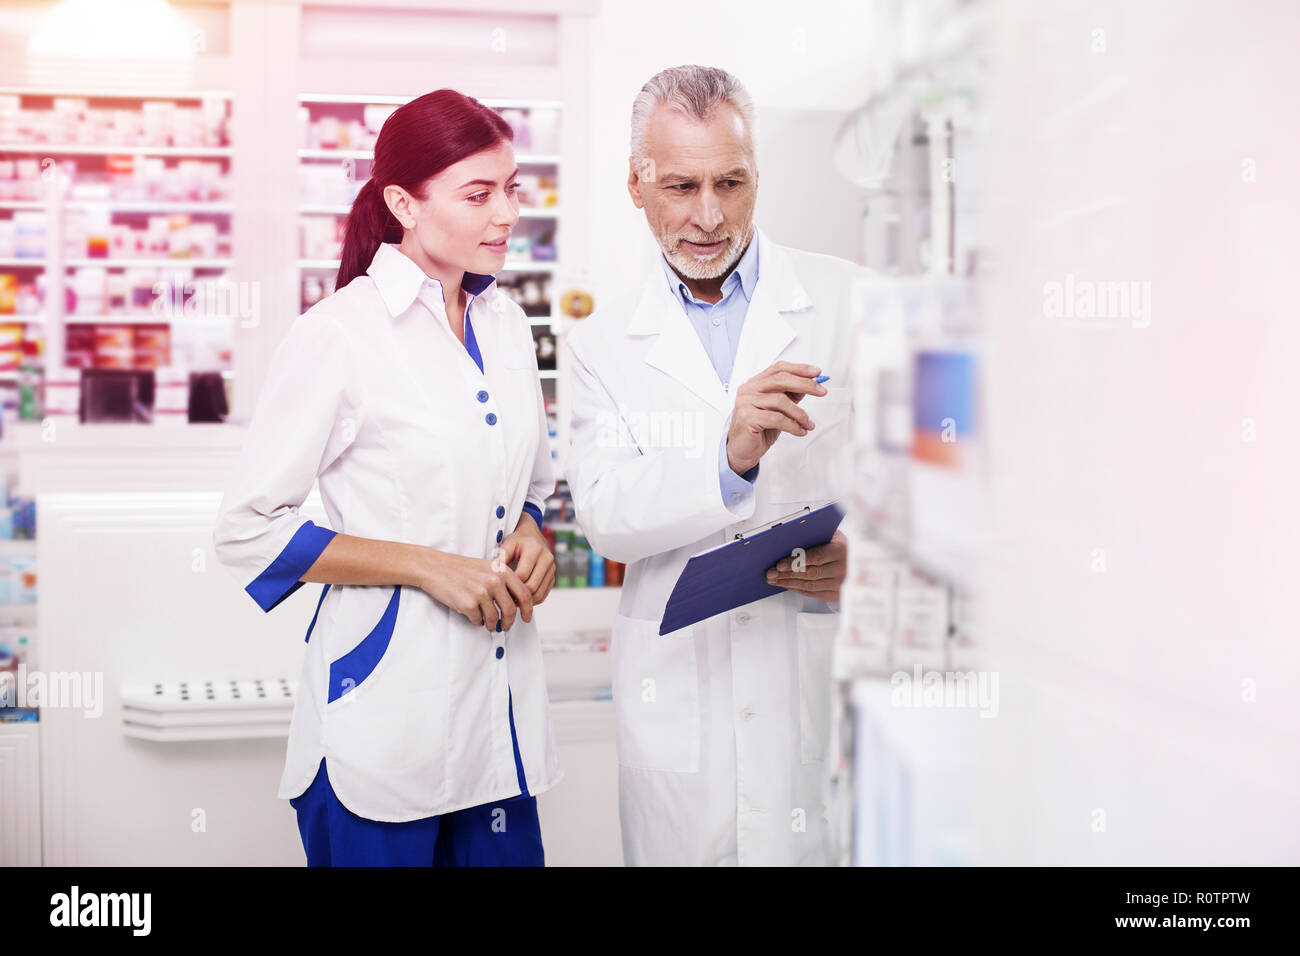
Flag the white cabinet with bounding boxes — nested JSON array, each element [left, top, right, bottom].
[[0, 720, 41, 865]]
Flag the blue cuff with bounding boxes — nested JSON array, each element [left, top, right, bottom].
[[522, 501, 544, 528], [718, 434, 759, 505], [245, 520, 337, 613]]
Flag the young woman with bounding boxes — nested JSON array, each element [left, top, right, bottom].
[[212, 90, 561, 866]]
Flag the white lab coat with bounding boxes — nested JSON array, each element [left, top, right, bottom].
[[213, 242, 562, 822], [564, 226, 866, 865]]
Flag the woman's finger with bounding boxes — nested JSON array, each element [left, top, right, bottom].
[[495, 538, 521, 571], [499, 567, 534, 624], [488, 576, 520, 631], [535, 562, 557, 604], [514, 542, 540, 584], [462, 598, 484, 627], [525, 549, 552, 594], [478, 589, 499, 632]]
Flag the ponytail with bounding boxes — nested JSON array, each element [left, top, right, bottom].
[[331, 89, 514, 293], [336, 178, 401, 290]]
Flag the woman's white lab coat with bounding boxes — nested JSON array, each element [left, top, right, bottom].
[[213, 242, 562, 822]]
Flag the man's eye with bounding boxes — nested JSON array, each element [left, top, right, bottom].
[[671, 183, 692, 191], [720, 180, 740, 188]]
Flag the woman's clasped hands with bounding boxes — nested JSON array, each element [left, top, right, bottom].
[[421, 519, 556, 633]]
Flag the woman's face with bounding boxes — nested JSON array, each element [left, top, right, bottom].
[[389, 139, 521, 278]]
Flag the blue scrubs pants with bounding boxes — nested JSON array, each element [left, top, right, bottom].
[[289, 689, 543, 866]]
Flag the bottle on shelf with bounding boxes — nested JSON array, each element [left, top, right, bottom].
[[571, 533, 589, 588], [553, 529, 572, 588], [17, 337, 42, 421]]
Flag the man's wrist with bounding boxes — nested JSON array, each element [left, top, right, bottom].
[[725, 435, 756, 477]]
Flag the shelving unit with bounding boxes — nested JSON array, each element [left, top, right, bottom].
[[823, 2, 991, 866], [0, 145, 232, 158], [0, 88, 238, 409]]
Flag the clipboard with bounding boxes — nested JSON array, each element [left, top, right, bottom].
[[658, 502, 845, 635]]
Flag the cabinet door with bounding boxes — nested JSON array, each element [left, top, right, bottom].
[[0, 721, 41, 865]]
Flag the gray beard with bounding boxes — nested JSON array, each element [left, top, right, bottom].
[[662, 227, 749, 280]]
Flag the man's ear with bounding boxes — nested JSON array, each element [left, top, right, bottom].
[[627, 155, 645, 209]]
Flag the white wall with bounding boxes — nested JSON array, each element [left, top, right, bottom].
[[976, 0, 1300, 864]]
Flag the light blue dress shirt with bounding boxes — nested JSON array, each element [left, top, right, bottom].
[[658, 233, 761, 504]]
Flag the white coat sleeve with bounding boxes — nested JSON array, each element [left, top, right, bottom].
[[563, 330, 757, 565], [212, 310, 361, 612]]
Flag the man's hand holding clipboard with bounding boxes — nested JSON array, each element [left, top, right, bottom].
[[765, 528, 848, 602], [658, 502, 846, 635]]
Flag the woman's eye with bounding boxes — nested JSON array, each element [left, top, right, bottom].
[[507, 182, 520, 193], [469, 192, 488, 203]]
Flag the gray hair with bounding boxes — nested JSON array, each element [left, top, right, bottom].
[[630, 64, 757, 166]]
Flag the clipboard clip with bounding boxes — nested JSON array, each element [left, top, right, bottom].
[[734, 505, 813, 541]]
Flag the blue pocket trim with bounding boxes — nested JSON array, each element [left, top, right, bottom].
[[304, 584, 331, 643], [508, 687, 529, 797], [327, 586, 401, 703], [246, 520, 337, 613]]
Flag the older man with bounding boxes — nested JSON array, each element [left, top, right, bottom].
[[564, 65, 866, 866]]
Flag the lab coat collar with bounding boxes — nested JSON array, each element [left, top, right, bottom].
[[366, 241, 497, 318], [628, 226, 812, 413]]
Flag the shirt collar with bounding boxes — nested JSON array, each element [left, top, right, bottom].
[[366, 242, 496, 317], [658, 228, 760, 307]]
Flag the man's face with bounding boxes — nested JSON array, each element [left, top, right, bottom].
[[628, 102, 758, 280]]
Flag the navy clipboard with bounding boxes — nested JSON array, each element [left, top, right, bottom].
[[659, 502, 845, 635]]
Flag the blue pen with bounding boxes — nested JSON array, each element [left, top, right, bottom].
[[814, 375, 830, 384]]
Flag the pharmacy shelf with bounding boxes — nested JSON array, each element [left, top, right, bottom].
[[0, 200, 232, 213], [0, 144, 231, 157], [64, 257, 232, 268], [0, 257, 232, 269], [0, 88, 231, 100], [0, 604, 37, 625], [5, 313, 234, 325], [70, 313, 233, 325]]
